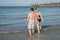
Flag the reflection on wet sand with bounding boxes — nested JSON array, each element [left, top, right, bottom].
[[28, 33, 41, 40], [28, 36, 34, 40], [36, 34, 41, 40]]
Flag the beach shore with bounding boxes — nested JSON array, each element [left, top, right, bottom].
[[0, 25, 60, 40]]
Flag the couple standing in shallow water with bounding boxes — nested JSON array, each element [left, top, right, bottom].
[[27, 7, 44, 36]]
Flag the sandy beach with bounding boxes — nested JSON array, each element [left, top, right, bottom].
[[0, 25, 60, 40]]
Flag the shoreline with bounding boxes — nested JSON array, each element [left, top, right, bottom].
[[0, 26, 60, 40], [0, 25, 60, 34]]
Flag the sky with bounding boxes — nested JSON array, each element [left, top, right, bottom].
[[0, 0, 60, 6]]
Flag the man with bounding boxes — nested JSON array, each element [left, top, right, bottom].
[[35, 7, 44, 33], [27, 8, 36, 36]]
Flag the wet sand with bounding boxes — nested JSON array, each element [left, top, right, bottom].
[[0, 25, 60, 40]]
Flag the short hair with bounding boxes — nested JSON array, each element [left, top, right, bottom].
[[31, 8, 34, 11]]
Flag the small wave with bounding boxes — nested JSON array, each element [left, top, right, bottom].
[[0, 23, 15, 27], [0, 30, 28, 34], [17, 16, 27, 19], [0, 31, 20, 34], [0, 25, 60, 34], [0, 28, 60, 34], [41, 25, 51, 29], [44, 15, 60, 18], [42, 25, 60, 31]]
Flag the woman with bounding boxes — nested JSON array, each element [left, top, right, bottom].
[[35, 7, 43, 33]]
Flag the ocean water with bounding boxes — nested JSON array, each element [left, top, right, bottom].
[[0, 6, 60, 32]]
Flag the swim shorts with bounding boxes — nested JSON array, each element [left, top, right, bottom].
[[28, 20, 34, 29]]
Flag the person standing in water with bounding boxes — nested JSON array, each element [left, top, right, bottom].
[[35, 7, 44, 33], [27, 8, 36, 36]]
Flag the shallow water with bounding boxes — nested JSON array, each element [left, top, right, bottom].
[[0, 6, 60, 33], [0, 25, 60, 40]]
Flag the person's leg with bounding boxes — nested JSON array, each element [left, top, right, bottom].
[[29, 30, 32, 36], [37, 24, 40, 33], [31, 29, 34, 35], [40, 24, 41, 30]]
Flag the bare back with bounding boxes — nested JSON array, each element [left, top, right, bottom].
[[36, 11, 41, 19], [29, 11, 35, 20]]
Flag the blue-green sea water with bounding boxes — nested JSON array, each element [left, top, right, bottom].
[[0, 6, 60, 32]]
